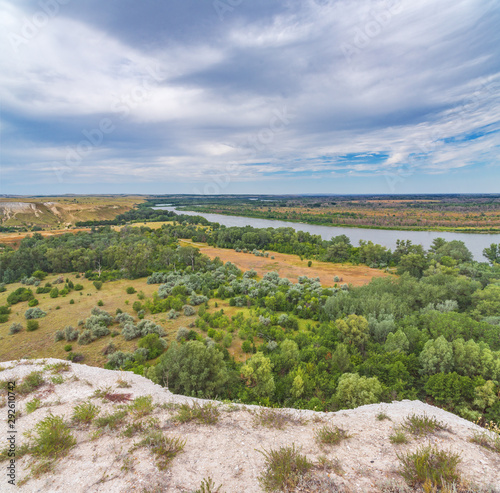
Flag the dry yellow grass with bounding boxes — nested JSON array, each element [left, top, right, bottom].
[[179, 239, 391, 287]]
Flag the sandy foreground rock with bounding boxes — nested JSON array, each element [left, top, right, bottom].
[[0, 359, 499, 493]]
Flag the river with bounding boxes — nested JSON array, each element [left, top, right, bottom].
[[153, 206, 500, 262]]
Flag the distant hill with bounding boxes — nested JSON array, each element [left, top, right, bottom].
[[0, 196, 145, 228]]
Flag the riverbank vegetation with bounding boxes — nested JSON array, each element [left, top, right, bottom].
[[1, 210, 500, 430]]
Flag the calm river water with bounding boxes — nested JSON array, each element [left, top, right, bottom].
[[154, 206, 500, 262]]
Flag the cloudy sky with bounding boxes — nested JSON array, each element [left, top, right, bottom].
[[1, 0, 499, 195]]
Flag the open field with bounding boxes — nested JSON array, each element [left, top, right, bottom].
[[0, 274, 254, 367], [180, 239, 391, 287], [0, 195, 146, 228], [0, 228, 91, 249], [112, 221, 175, 230]]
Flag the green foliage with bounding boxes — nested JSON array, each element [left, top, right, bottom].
[[17, 372, 45, 395], [25, 307, 46, 319], [241, 352, 275, 398], [93, 280, 103, 290], [335, 314, 370, 350], [174, 402, 220, 425], [137, 333, 167, 359], [154, 341, 229, 398], [94, 409, 127, 429], [314, 424, 351, 446], [397, 445, 461, 488], [258, 444, 313, 492], [25, 398, 42, 414], [402, 414, 447, 436], [134, 430, 185, 470], [72, 402, 100, 424], [27, 320, 40, 332], [28, 414, 76, 459], [9, 322, 22, 335], [7, 287, 34, 304], [49, 287, 59, 298], [129, 395, 154, 418], [335, 373, 383, 409], [126, 286, 136, 294], [28, 298, 39, 307]]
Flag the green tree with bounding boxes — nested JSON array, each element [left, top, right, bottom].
[[154, 341, 229, 398], [483, 243, 500, 265], [419, 336, 454, 375], [335, 373, 383, 409], [336, 314, 370, 351], [241, 352, 275, 398], [385, 329, 410, 353]]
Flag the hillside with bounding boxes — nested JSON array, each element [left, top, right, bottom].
[[1, 359, 499, 492], [0, 196, 145, 228]]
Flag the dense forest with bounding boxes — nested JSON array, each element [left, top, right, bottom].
[[1, 213, 500, 427]]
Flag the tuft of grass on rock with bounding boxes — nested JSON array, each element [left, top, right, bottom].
[[397, 444, 461, 488], [72, 402, 100, 425], [174, 402, 220, 425], [25, 398, 42, 414], [402, 413, 448, 437], [390, 427, 409, 445], [134, 430, 185, 470], [94, 409, 127, 430], [258, 444, 313, 492], [17, 371, 45, 396], [314, 424, 351, 447], [253, 408, 302, 430], [195, 477, 223, 493], [128, 395, 154, 418]]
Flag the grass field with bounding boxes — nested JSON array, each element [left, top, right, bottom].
[[0, 273, 255, 367], [180, 240, 391, 287]]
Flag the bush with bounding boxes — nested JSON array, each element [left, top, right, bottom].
[[69, 299, 75, 304], [25, 307, 47, 319], [55, 330, 64, 342], [64, 326, 79, 341], [138, 333, 167, 359], [93, 281, 103, 290], [32, 270, 47, 280], [72, 402, 100, 425], [132, 301, 142, 313], [183, 305, 196, 316], [97, 300, 104, 306], [27, 320, 40, 331], [7, 287, 34, 304], [49, 287, 59, 298], [78, 329, 96, 345], [30, 414, 76, 459], [397, 445, 461, 488], [176, 327, 190, 342], [74, 284, 84, 291], [314, 424, 351, 446], [9, 323, 22, 335], [64, 344, 72, 352], [154, 341, 229, 398], [126, 287, 136, 294], [28, 298, 39, 307], [258, 444, 313, 492], [67, 352, 84, 363]]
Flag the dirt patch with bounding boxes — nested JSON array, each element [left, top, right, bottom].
[[181, 240, 391, 287]]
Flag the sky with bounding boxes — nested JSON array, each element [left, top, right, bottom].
[[0, 0, 499, 195]]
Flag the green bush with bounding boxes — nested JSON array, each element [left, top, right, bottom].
[[93, 281, 103, 290], [70, 299, 75, 304], [28, 298, 39, 307], [27, 320, 40, 331], [138, 333, 167, 360], [32, 270, 47, 280], [7, 287, 34, 304], [74, 284, 84, 291], [49, 287, 59, 298], [97, 300, 104, 306], [64, 344, 72, 352], [126, 286, 136, 294]]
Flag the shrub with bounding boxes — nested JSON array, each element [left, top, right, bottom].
[[389, 427, 409, 444], [29, 414, 76, 459], [32, 270, 47, 280], [74, 284, 84, 291], [115, 312, 134, 326], [314, 424, 351, 447], [106, 351, 134, 369], [64, 326, 79, 341], [69, 299, 75, 304], [258, 444, 313, 492], [25, 307, 46, 319], [64, 344, 72, 352], [126, 287, 136, 294], [132, 301, 142, 313], [93, 281, 103, 290], [7, 287, 34, 304], [176, 327, 190, 342], [397, 445, 461, 488], [138, 333, 167, 359], [183, 305, 196, 316], [25, 397, 42, 414], [49, 287, 59, 298], [174, 402, 220, 425], [134, 430, 185, 471], [55, 330, 64, 342], [27, 320, 40, 332], [97, 300, 104, 307], [28, 298, 39, 307], [78, 329, 96, 345], [9, 323, 22, 335], [17, 372, 45, 395], [402, 414, 447, 436], [72, 402, 100, 425], [128, 395, 154, 418], [67, 352, 84, 363]]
